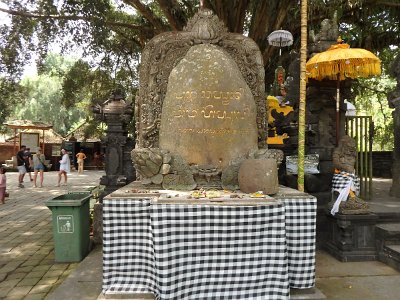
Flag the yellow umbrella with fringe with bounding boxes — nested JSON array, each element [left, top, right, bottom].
[[306, 37, 381, 144]]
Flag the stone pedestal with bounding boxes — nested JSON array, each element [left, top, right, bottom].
[[390, 105, 400, 196], [92, 203, 103, 245], [325, 213, 378, 261]]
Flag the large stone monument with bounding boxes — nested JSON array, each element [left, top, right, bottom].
[[131, 8, 282, 191]]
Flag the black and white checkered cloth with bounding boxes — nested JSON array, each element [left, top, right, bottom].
[[103, 200, 290, 299], [103, 199, 157, 295], [103, 197, 317, 299], [332, 171, 360, 195], [281, 197, 317, 288], [152, 203, 289, 300]]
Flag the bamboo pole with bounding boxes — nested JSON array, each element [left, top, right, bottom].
[[298, 0, 308, 191]]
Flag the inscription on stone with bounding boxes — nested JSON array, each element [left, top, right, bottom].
[[159, 44, 258, 169]]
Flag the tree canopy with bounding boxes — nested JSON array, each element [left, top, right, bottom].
[[0, 0, 399, 139]]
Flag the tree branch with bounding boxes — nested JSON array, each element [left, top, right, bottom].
[[0, 7, 153, 34], [156, 0, 187, 31], [122, 0, 166, 33]]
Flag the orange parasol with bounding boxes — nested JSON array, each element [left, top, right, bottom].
[[306, 37, 381, 144]]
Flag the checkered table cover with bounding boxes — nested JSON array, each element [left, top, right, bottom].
[[281, 197, 317, 288], [152, 203, 289, 300], [103, 199, 157, 295], [103, 200, 290, 300]]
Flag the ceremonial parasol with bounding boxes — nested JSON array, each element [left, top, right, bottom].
[[306, 37, 381, 144], [268, 29, 293, 56]]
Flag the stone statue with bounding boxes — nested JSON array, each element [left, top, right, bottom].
[[271, 66, 287, 101], [329, 135, 369, 215], [332, 135, 357, 173], [131, 8, 282, 191], [309, 11, 339, 54]]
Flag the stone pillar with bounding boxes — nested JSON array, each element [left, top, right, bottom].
[[388, 54, 400, 197], [390, 104, 400, 197], [92, 90, 136, 244]]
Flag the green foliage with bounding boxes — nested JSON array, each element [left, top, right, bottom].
[[12, 73, 85, 135], [0, 0, 399, 147], [8, 53, 87, 135], [350, 47, 399, 150], [0, 77, 28, 132], [353, 76, 395, 151]]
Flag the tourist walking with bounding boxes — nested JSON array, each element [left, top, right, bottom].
[[16, 145, 26, 188], [24, 147, 33, 182], [0, 167, 6, 204], [93, 151, 103, 169], [76, 149, 87, 174], [57, 148, 70, 186], [32, 148, 46, 188]]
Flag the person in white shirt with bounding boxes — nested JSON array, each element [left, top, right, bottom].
[[57, 148, 70, 187]]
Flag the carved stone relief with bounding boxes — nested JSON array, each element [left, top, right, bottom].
[[135, 8, 266, 149]]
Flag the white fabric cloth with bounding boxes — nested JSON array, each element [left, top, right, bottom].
[[59, 153, 70, 173], [331, 171, 360, 215]]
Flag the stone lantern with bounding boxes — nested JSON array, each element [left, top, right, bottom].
[[93, 89, 136, 198], [92, 90, 136, 244]]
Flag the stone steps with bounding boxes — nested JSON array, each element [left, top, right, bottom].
[[375, 223, 400, 271]]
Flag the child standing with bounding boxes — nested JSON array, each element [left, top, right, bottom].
[[0, 167, 6, 204]]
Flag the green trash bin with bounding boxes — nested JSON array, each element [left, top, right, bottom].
[[45, 192, 91, 262]]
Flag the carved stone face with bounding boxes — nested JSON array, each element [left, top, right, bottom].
[[333, 135, 357, 173], [159, 44, 258, 169]]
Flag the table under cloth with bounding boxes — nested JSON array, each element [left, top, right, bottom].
[[102, 195, 316, 300]]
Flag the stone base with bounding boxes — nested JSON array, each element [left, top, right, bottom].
[[325, 212, 378, 261], [98, 292, 154, 299], [390, 160, 400, 197], [93, 203, 103, 245], [290, 288, 327, 300]]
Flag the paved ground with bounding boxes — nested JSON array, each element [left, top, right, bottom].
[[0, 170, 104, 300], [1, 172, 400, 299]]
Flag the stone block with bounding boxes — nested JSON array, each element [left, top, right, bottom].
[[238, 159, 278, 194]]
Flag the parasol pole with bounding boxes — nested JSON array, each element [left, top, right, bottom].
[[336, 75, 340, 145], [298, 0, 308, 191]]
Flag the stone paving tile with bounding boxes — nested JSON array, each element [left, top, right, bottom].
[[31, 265, 51, 272], [14, 266, 35, 273], [43, 270, 64, 278], [0, 171, 105, 299], [0, 286, 15, 298], [5, 286, 32, 297], [38, 260, 54, 266], [16, 277, 41, 286], [21, 260, 42, 267], [23, 293, 47, 300], [0, 261, 24, 273], [48, 264, 68, 271], [36, 277, 59, 286], [6, 273, 27, 280], [29, 284, 52, 294], [24, 271, 47, 279]]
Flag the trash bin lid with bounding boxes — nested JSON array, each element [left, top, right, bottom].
[[45, 193, 91, 207]]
